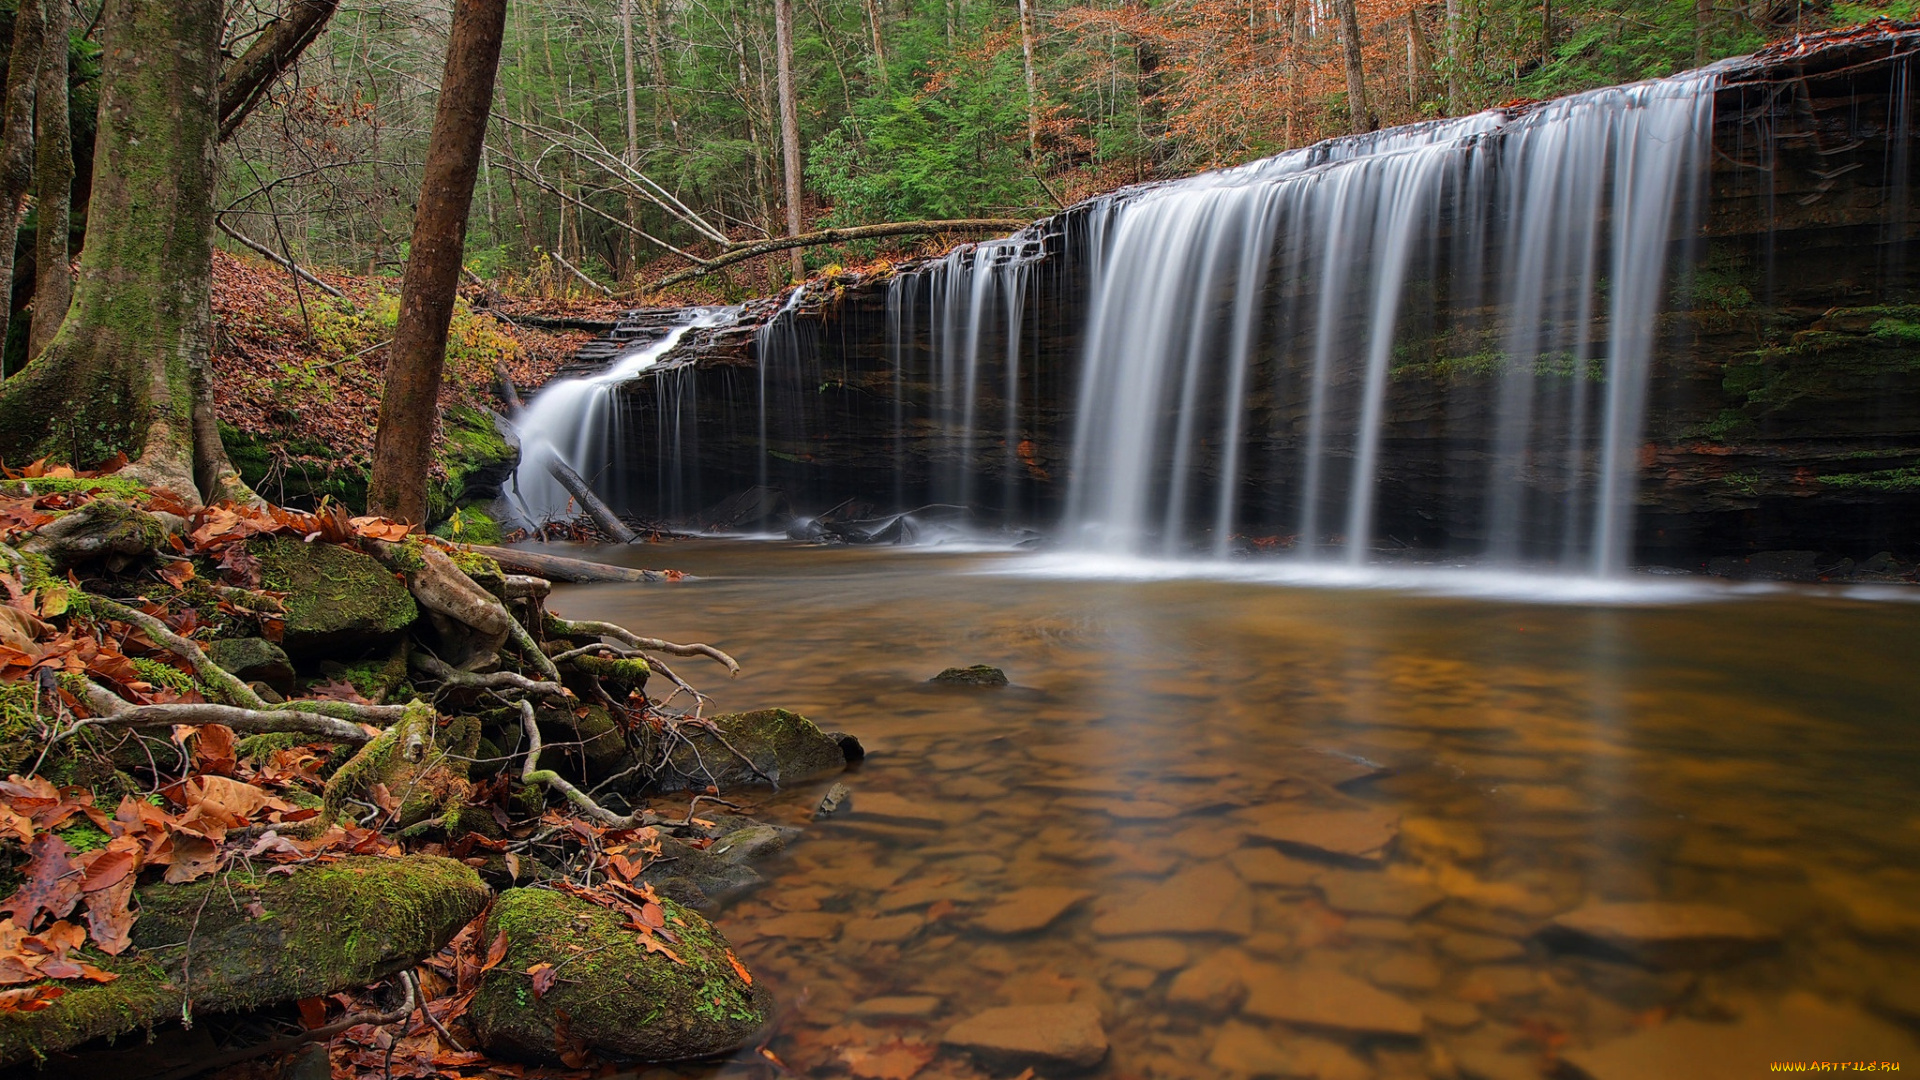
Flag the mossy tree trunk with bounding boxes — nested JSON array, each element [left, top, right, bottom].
[[28, 0, 72, 360], [0, 0, 45, 376], [0, 0, 241, 501]]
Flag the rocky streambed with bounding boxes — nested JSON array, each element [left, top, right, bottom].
[[547, 540, 1920, 1080]]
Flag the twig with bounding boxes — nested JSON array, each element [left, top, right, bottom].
[[150, 976, 417, 1080], [75, 680, 373, 744], [411, 650, 569, 702], [544, 616, 739, 676]]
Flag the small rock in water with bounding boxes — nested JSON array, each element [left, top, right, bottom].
[[816, 782, 850, 818], [1563, 992, 1920, 1080], [1546, 900, 1777, 966], [930, 664, 1009, 686], [942, 1002, 1108, 1070], [1316, 868, 1444, 918], [1091, 864, 1254, 938], [973, 886, 1094, 935], [1240, 964, 1425, 1037], [1095, 937, 1191, 972], [851, 995, 945, 1020], [1242, 804, 1401, 862], [1208, 1021, 1370, 1080]]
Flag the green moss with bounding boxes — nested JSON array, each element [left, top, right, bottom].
[[234, 731, 303, 762], [53, 821, 109, 853], [130, 657, 200, 696], [0, 681, 41, 775], [250, 535, 417, 653], [470, 887, 767, 1064], [0, 475, 153, 501], [0, 857, 489, 1068], [431, 406, 518, 522], [221, 422, 370, 511], [433, 505, 503, 546], [1822, 465, 1920, 492], [569, 653, 651, 689], [323, 701, 479, 831]]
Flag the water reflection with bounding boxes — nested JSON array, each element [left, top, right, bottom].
[[548, 541, 1920, 1079]]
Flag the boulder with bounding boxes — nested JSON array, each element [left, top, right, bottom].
[[642, 824, 799, 907], [250, 535, 418, 655], [0, 856, 488, 1068], [942, 1002, 1108, 1071], [470, 887, 771, 1064], [653, 708, 857, 792], [208, 637, 295, 694], [930, 665, 1009, 687], [20, 498, 167, 572]]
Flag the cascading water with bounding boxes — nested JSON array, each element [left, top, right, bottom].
[[1064, 72, 1719, 572], [511, 57, 1911, 576], [510, 307, 737, 526]]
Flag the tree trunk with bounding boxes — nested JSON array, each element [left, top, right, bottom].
[[1542, 0, 1553, 64], [1694, 0, 1712, 66], [1444, 0, 1464, 112], [367, 0, 508, 524], [0, 0, 45, 379], [216, 0, 339, 142], [1407, 3, 1436, 105], [865, 0, 889, 86], [621, 0, 642, 279], [27, 0, 70, 360], [1017, 0, 1041, 153], [773, 0, 805, 280], [1335, 0, 1370, 135], [0, 0, 223, 499]]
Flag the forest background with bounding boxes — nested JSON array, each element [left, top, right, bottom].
[[2, 0, 1913, 340]]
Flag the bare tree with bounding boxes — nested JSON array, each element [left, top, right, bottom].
[[368, 0, 509, 523], [773, 0, 804, 279], [1334, 0, 1370, 134]]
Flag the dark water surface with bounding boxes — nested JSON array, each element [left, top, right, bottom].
[[545, 541, 1920, 1080]]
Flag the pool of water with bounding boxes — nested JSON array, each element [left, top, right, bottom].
[[543, 541, 1920, 1079]]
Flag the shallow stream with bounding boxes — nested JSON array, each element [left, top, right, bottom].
[[546, 542, 1920, 1080]]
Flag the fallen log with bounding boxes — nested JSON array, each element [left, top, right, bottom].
[[644, 218, 1029, 293], [544, 458, 637, 543], [464, 544, 675, 583]]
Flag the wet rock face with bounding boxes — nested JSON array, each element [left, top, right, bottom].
[[601, 39, 1920, 567]]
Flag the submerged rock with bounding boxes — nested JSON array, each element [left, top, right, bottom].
[[470, 886, 770, 1064], [930, 664, 1009, 687], [1563, 993, 1919, 1080], [1546, 900, 1777, 967], [0, 856, 488, 1068], [942, 1002, 1108, 1071], [653, 708, 858, 792], [250, 535, 418, 655]]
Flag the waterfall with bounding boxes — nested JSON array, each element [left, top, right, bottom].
[[1064, 71, 1718, 571], [510, 65, 1730, 574], [510, 307, 737, 526]]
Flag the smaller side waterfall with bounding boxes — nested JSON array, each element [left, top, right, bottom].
[[511, 307, 738, 526]]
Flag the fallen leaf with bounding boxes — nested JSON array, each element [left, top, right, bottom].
[[0, 833, 81, 928], [527, 961, 558, 1000], [482, 929, 509, 972], [0, 985, 65, 1013], [296, 996, 329, 1029], [726, 949, 752, 987], [84, 877, 136, 955]]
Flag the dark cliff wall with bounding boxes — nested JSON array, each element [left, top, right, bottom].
[[603, 27, 1920, 566]]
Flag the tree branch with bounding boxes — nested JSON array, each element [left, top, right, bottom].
[[644, 219, 1028, 292], [217, 0, 342, 143]]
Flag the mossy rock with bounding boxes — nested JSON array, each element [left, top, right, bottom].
[[324, 701, 480, 833], [208, 637, 295, 694], [653, 708, 855, 794], [249, 535, 418, 656], [931, 664, 1009, 687], [0, 856, 489, 1068], [19, 498, 168, 572], [430, 406, 519, 522], [470, 887, 770, 1064]]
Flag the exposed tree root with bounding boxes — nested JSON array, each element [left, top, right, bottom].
[[543, 616, 739, 676], [410, 650, 569, 702], [371, 541, 511, 668], [518, 701, 663, 829], [76, 680, 372, 743]]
